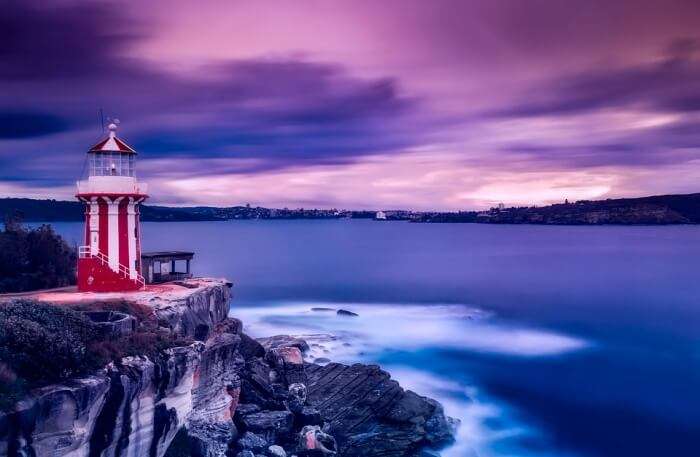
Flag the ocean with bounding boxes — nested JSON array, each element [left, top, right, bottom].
[[49, 219, 700, 457]]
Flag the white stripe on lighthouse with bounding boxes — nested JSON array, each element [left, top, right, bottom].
[[127, 198, 137, 279], [107, 197, 123, 271], [89, 198, 100, 255]]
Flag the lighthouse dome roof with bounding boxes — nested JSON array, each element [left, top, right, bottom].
[[88, 122, 136, 154]]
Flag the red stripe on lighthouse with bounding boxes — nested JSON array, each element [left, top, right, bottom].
[[118, 199, 129, 269], [98, 198, 109, 255]]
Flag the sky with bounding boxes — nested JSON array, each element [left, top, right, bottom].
[[2, 0, 700, 210]]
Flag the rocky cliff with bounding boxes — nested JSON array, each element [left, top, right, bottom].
[[0, 281, 456, 457]]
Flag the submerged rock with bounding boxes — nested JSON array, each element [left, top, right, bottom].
[[336, 309, 358, 317]]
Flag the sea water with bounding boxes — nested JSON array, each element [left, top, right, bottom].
[[49, 219, 700, 457]]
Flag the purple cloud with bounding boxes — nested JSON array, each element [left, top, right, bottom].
[[2, 0, 700, 207], [491, 40, 700, 118]]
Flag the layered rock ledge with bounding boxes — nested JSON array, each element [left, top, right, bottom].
[[0, 280, 457, 457]]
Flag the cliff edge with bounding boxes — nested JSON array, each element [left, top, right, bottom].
[[0, 280, 457, 457]]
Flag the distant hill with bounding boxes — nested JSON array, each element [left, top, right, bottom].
[[416, 193, 700, 225], [2, 193, 700, 225]]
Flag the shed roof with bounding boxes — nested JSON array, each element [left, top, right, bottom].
[[141, 251, 195, 259]]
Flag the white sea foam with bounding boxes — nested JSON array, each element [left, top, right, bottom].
[[235, 302, 589, 357]]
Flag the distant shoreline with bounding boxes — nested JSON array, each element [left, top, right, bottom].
[[2, 192, 700, 225]]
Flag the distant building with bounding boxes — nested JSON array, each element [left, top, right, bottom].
[[375, 211, 387, 220]]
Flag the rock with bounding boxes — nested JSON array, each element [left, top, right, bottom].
[[238, 431, 269, 452], [185, 333, 245, 456], [144, 278, 232, 338], [310, 307, 335, 312], [0, 375, 110, 457], [336, 309, 358, 317], [241, 409, 294, 444], [297, 425, 337, 456], [240, 333, 267, 359], [271, 382, 290, 401], [313, 357, 330, 364], [165, 423, 237, 457], [241, 410, 294, 437], [173, 280, 200, 289], [237, 451, 256, 457], [296, 406, 323, 427], [259, 335, 310, 353], [268, 444, 287, 457], [425, 400, 460, 444], [215, 316, 244, 334], [287, 382, 308, 413], [234, 403, 262, 421], [266, 347, 306, 385], [241, 357, 279, 409], [305, 362, 457, 456]]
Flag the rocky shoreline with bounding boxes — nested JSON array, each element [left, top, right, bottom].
[[0, 279, 457, 457]]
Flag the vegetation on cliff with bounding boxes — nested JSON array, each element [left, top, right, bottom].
[[0, 299, 191, 410], [0, 300, 99, 408], [0, 217, 76, 292]]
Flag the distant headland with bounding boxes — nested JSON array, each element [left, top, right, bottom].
[[2, 192, 700, 225]]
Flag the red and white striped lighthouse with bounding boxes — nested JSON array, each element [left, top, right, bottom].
[[76, 121, 148, 292]]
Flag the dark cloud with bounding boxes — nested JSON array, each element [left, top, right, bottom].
[[0, 0, 430, 184], [0, 112, 69, 139], [0, 1, 144, 81]]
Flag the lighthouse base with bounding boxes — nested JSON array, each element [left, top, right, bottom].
[[78, 258, 143, 292]]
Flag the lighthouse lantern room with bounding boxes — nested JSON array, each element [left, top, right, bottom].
[[76, 121, 148, 292]]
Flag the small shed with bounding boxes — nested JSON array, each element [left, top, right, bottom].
[[141, 251, 194, 284]]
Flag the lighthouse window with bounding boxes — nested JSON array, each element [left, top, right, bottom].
[[88, 152, 135, 176]]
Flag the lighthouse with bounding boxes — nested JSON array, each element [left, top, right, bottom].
[[76, 121, 148, 292]]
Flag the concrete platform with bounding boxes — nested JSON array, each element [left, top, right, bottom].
[[0, 277, 233, 338]]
